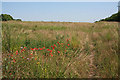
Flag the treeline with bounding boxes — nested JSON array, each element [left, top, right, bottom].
[[0, 14, 22, 21], [98, 11, 120, 22]]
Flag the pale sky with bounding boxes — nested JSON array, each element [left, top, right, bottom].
[[2, 2, 119, 22], [1, 0, 120, 2]]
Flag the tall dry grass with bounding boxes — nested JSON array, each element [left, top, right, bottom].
[[2, 21, 118, 78]]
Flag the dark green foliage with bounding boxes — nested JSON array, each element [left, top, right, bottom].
[[99, 11, 120, 22], [0, 14, 14, 21], [14, 19, 22, 21], [0, 14, 22, 21]]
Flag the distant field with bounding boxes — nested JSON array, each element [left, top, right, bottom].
[[2, 21, 118, 78]]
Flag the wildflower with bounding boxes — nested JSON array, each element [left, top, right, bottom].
[[67, 39, 69, 41], [30, 53, 33, 55], [47, 49, 50, 51], [16, 52, 18, 55], [59, 43, 60, 45], [66, 46, 68, 48], [57, 51, 60, 53], [22, 57, 24, 59], [27, 58, 29, 60], [49, 53, 52, 55], [43, 47, 45, 49], [68, 44, 70, 46], [9, 73, 12, 75], [37, 62, 40, 64], [13, 59, 16, 63], [24, 47, 26, 48], [52, 47, 55, 49], [30, 48, 34, 51], [39, 48, 43, 50], [21, 50, 23, 52], [54, 44, 57, 47], [45, 68, 47, 72], [16, 51, 18, 55], [34, 48, 37, 50], [57, 42, 59, 44], [51, 46, 53, 47], [49, 50, 52, 52], [21, 47, 23, 49], [11, 55, 13, 57], [51, 54, 53, 57], [22, 49, 25, 51]]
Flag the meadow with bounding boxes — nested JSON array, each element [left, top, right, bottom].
[[2, 21, 119, 78]]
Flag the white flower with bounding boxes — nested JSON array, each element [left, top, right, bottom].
[[21, 47, 23, 49], [27, 58, 29, 60]]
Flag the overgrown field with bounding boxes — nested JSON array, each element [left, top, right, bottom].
[[2, 21, 119, 78]]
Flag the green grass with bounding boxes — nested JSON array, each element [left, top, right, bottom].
[[2, 21, 118, 78]]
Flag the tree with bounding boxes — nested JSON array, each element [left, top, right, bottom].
[[0, 14, 22, 21], [99, 11, 120, 22], [0, 14, 14, 21]]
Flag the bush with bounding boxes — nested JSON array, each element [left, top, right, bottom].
[[14, 19, 22, 21], [0, 14, 14, 21], [98, 11, 120, 22], [0, 14, 22, 21]]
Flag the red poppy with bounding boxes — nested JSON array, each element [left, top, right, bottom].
[[66, 46, 68, 48], [57, 51, 60, 53], [22, 49, 25, 51], [43, 47, 45, 49], [13, 59, 16, 63], [39, 48, 43, 50], [67, 39, 69, 41], [51, 54, 53, 57], [30, 48, 34, 51], [34, 48, 37, 50], [21, 50, 23, 52], [24, 47, 26, 48], [52, 47, 55, 49], [57, 42, 59, 44], [47, 49, 50, 51], [9, 73, 12, 75], [49, 53, 52, 55], [16, 52, 18, 55], [68, 44, 70, 46], [49, 50, 52, 52], [16, 51, 18, 53], [51, 46, 53, 47], [22, 57, 24, 59], [31, 48, 34, 51], [54, 44, 57, 47]]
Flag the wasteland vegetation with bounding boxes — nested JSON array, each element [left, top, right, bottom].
[[2, 21, 118, 78]]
